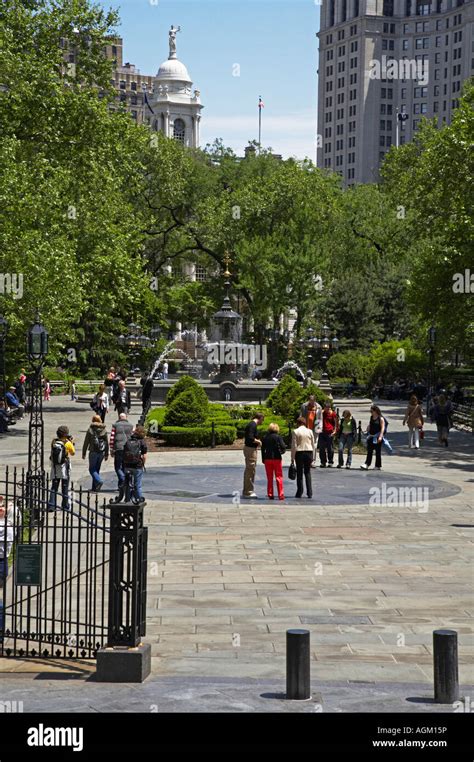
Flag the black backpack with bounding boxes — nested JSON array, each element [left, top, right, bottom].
[[91, 429, 106, 453], [123, 438, 143, 467], [51, 439, 67, 465]]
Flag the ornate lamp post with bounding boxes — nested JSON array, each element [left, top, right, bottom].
[[0, 315, 8, 402], [118, 323, 151, 373], [305, 324, 339, 391], [26, 313, 49, 522]]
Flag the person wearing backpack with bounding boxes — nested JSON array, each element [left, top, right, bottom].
[[110, 413, 133, 500], [82, 415, 109, 492], [90, 384, 109, 423], [47, 425, 75, 511], [123, 425, 147, 502]]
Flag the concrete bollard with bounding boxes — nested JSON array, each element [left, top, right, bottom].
[[433, 629, 459, 703], [286, 629, 311, 700]]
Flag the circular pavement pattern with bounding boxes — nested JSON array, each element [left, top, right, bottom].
[[91, 465, 461, 506]]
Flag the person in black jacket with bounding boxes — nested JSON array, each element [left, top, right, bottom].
[[140, 372, 154, 422], [337, 409, 357, 468], [261, 423, 286, 500], [113, 380, 131, 415]]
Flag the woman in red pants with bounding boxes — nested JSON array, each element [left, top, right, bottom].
[[261, 423, 287, 500]]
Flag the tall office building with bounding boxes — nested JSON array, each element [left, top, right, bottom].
[[316, 0, 474, 185]]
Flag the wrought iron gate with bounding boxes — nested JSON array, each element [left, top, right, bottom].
[[0, 467, 110, 659]]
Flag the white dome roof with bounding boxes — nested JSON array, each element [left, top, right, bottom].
[[156, 58, 192, 83]]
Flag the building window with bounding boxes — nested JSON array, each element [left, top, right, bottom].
[[403, 39, 409, 50], [383, 0, 394, 15], [195, 265, 208, 282], [173, 118, 186, 143]]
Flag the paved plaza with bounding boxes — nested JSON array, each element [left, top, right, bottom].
[[0, 396, 473, 712]]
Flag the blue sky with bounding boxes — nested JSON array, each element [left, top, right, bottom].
[[96, 0, 322, 159]]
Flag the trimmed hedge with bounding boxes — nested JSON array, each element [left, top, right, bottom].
[[160, 425, 236, 447]]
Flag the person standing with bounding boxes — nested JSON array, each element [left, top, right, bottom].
[[432, 394, 453, 447], [242, 412, 264, 499], [43, 378, 51, 402], [109, 413, 133, 499], [291, 417, 315, 498], [113, 380, 131, 416], [123, 425, 147, 503], [82, 415, 109, 492], [92, 383, 109, 423], [70, 379, 77, 402], [337, 409, 357, 468], [300, 394, 322, 467], [140, 371, 154, 422], [261, 423, 286, 500], [319, 401, 338, 468], [403, 395, 424, 450], [360, 406, 385, 471], [47, 425, 75, 511], [162, 361, 169, 381]]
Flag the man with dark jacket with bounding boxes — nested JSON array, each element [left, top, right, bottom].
[[242, 413, 264, 499], [140, 372, 154, 422], [109, 413, 133, 498], [113, 380, 131, 415]]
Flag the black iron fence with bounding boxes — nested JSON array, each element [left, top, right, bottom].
[[0, 467, 111, 659]]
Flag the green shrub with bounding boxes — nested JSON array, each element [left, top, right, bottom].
[[160, 425, 236, 447], [166, 375, 208, 408], [366, 340, 427, 386], [163, 389, 208, 427], [326, 350, 371, 383], [266, 375, 303, 420], [266, 376, 330, 423]]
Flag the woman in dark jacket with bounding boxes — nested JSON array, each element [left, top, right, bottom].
[[360, 405, 385, 471], [82, 415, 109, 492], [261, 423, 286, 501]]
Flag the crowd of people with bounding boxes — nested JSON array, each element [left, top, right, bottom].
[[45, 366, 149, 510], [241, 389, 458, 500]]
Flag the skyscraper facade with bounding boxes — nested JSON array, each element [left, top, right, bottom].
[[316, 0, 474, 184]]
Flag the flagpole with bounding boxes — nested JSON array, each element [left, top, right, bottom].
[[258, 95, 262, 153]]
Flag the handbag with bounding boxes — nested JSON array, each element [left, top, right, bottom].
[[288, 462, 296, 481]]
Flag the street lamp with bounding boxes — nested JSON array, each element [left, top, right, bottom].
[[118, 323, 152, 372], [0, 315, 8, 402], [26, 313, 49, 522], [305, 323, 339, 391]]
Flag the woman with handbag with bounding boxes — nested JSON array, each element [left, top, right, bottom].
[[403, 395, 424, 450], [291, 417, 315, 499], [261, 423, 287, 500]]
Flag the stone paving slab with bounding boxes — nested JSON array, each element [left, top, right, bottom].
[[1, 398, 473, 708], [1, 674, 473, 713]]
